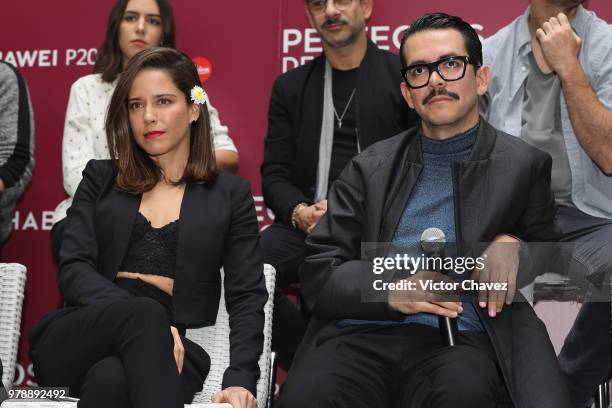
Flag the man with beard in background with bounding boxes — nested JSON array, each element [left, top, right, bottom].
[[482, 1, 612, 406], [260, 0, 416, 369]]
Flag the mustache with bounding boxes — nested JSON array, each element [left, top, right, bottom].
[[422, 88, 460, 105], [322, 17, 347, 29]]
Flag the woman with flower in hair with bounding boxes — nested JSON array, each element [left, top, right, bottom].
[[29, 48, 264, 408], [52, 0, 239, 259]]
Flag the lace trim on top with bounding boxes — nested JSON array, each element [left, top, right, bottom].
[[119, 212, 179, 279]]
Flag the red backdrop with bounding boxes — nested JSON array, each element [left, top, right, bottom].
[[1, 0, 610, 386]]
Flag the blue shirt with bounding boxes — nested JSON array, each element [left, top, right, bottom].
[[481, 5, 612, 220]]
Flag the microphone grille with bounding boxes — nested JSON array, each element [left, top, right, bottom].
[[420, 227, 446, 254]]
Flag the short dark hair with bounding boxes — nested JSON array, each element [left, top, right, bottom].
[[106, 48, 217, 193], [94, 0, 176, 83], [399, 13, 482, 69]]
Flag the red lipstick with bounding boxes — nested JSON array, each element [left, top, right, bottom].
[[144, 131, 164, 139]]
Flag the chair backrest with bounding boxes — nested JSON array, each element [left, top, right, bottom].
[[187, 264, 275, 408], [0, 263, 27, 390]]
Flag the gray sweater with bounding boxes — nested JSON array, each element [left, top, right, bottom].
[[0, 61, 35, 243]]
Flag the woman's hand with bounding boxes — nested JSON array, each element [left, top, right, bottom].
[[115, 271, 174, 295], [212, 387, 256, 408], [170, 326, 184, 374]]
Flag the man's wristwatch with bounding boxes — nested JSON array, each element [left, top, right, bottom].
[[291, 202, 309, 229]]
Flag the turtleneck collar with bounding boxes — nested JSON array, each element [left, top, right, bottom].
[[420, 123, 479, 156]]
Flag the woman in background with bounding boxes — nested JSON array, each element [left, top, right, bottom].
[[52, 0, 239, 257], [29, 48, 264, 408]]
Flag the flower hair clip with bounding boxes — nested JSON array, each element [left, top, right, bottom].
[[190, 85, 208, 105]]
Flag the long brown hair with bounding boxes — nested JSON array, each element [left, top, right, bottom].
[[106, 47, 217, 193], [94, 0, 176, 83]]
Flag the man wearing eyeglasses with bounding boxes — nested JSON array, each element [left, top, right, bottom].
[[277, 13, 570, 408], [260, 0, 416, 369], [481, 1, 612, 407]]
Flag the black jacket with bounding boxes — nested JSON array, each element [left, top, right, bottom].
[[40, 159, 267, 394], [298, 120, 571, 408], [0, 359, 6, 403], [261, 39, 417, 225]]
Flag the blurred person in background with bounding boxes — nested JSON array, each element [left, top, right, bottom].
[[260, 0, 417, 369], [482, 1, 612, 406], [0, 60, 35, 248], [51, 0, 238, 260]]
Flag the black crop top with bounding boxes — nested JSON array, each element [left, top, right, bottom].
[[119, 212, 179, 278]]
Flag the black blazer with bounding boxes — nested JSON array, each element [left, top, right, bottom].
[[56, 159, 267, 394], [298, 120, 571, 408], [261, 39, 418, 225]]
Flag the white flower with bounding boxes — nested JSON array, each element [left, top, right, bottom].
[[190, 85, 208, 105]]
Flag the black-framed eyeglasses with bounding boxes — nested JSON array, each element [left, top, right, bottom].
[[307, 0, 353, 15], [401, 56, 479, 89]]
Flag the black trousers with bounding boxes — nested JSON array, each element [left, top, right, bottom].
[[277, 324, 510, 408], [0, 359, 7, 403], [260, 222, 308, 369], [29, 297, 208, 408]]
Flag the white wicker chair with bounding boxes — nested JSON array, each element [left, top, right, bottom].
[[189, 264, 276, 408], [1, 264, 275, 408], [0, 263, 27, 393]]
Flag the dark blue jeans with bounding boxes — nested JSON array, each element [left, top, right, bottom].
[[555, 205, 611, 408]]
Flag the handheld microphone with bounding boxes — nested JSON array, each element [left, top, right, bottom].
[[420, 228, 457, 347]]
